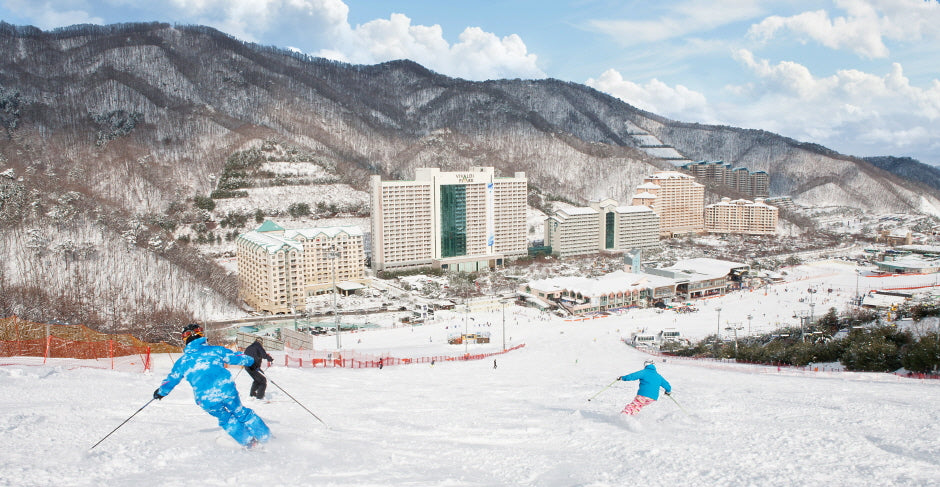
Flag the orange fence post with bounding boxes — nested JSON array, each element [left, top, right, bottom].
[[43, 335, 51, 364]]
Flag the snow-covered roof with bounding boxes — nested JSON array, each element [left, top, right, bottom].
[[239, 224, 363, 254], [614, 205, 655, 213], [558, 207, 598, 216], [636, 182, 661, 190], [336, 281, 366, 291], [875, 256, 940, 272], [707, 198, 776, 209], [526, 270, 676, 297], [862, 293, 907, 308], [647, 171, 692, 180], [285, 226, 364, 240], [899, 244, 940, 253], [659, 258, 749, 280], [633, 192, 657, 199], [238, 231, 304, 254]]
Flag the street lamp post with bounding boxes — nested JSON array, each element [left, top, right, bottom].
[[855, 269, 861, 306], [807, 287, 817, 323], [328, 244, 343, 349], [715, 307, 722, 353], [464, 303, 469, 355], [747, 314, 752, 336], [716, 307, 722, 339], [501, 300, 507, 351]]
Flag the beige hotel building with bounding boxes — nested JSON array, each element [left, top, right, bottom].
[[236, 220, 367, 314], [704, 198, 778, 235], [370, 167, 528, 273], [631, 171, 705, 237], [545, 199, 660, 258]]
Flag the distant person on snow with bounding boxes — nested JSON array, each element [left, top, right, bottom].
[[153, 323, 271, 448], [617, 360, 672, 416], [244, 337, 274, 400]]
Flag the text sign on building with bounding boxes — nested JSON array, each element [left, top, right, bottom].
[[456, 173, 475, 184]]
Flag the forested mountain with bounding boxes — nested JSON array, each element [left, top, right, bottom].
[[0, 21, 937, 337], [865, 156, 940, 194]]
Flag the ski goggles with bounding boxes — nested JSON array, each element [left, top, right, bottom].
[[181, 328, 204, 341]]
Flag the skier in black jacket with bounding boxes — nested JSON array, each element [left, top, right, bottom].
[[244, 337, 274, 400]]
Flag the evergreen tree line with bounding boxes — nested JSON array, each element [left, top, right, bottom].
[[664, 305, 940, 374]]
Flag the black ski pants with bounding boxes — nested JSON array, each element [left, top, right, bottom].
[[247, 367, 267, 399]]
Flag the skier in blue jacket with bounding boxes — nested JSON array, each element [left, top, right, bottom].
[[618, 360, 672, 415], [153, 324, 271, 448]]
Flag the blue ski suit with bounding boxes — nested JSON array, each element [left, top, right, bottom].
[[156, 337, 271, 446], [619, 363, 672, 400]]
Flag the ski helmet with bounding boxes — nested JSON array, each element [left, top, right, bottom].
[[181, 323, 204, 344], [643, 359, 655, 367]]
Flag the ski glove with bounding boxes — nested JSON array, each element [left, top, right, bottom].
[[153, 389, 165, 400], [616, 376, 622, 381], [664, 391, 671, 396]]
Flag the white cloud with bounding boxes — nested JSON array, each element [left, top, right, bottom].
[[165, 0, 543, 80], [4, 0, 542, 81], [585, 69, 711, 121], [748, 0, 940, 59], [726, 49, 940, 158], [2, 0, 103, 28], [165, 0, 350, 45], [313, 14, 543, 80], [586, 0, 764, 46]]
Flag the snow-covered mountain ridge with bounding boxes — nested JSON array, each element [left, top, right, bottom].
[[0, 21, 936, 215]]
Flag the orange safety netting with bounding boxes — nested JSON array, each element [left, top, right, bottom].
[[283, 343, 526, 369], [0, 316, 181, 372]]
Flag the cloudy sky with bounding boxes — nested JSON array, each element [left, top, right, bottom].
[[2, 0, 939, 165]]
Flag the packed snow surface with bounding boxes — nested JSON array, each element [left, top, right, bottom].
[[2, 262, 939, 486]]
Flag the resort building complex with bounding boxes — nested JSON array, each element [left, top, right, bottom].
[[545, 199, 659, 258], [679, 160, 770, 198], [370, 167, 528, 273], [236, 221, 367, 314], [704, 198, 779, 235], [521, 258, 749, 313], [631, 171, 705, 237]]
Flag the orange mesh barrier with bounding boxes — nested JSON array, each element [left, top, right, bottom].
[[0, 316, 181, 372], [284, 343, 526, 369]]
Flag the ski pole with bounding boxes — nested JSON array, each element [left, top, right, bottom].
[[665, 393, 690, 416], [260, 370, 329, 427], [587, 379, 619, 402], [90, 398, 155, 450]]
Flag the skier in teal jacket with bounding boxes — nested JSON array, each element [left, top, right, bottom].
[[618, 360, 672, 415], [153, 324, 271, 448]]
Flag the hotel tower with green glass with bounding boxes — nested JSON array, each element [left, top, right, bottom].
[[370, 167, 528, 272]]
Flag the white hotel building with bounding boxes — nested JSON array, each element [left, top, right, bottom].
[[370, 167, 528, 273], [236, 221, 367, 314]]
